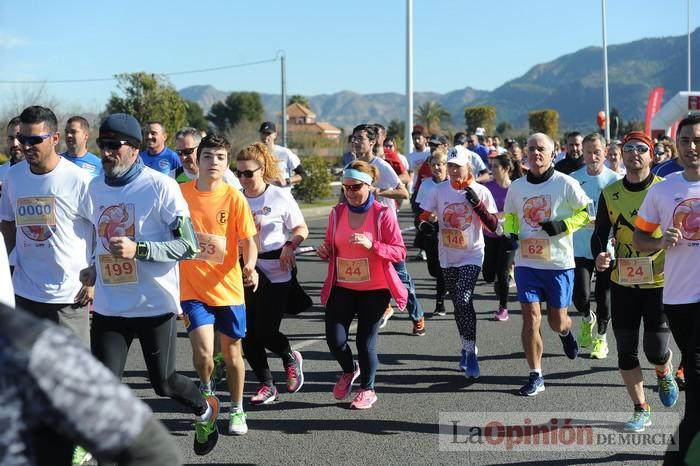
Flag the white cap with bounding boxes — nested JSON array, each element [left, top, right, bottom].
[[475, 127, 486, 137], [447, 146, 470, 167]]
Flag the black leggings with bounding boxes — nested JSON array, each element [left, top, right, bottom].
[[91, 312, 206, 416], [663, 302, 700, 465], [610, 283, 671, 371], [423, 233, 446, 305], [243, 278, 293, 386], [482, 235, 515, 308], [573, 257, 611, 333], [325, 287, 390, 390]]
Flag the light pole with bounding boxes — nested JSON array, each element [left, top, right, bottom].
[[405, 0, 414, 156], [601, 0, 611, 141], [280, 51, 288, 147]]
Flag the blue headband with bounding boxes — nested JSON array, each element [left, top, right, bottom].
[[343, 168, 374, 185]]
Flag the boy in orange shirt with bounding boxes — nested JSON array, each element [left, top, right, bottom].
[[179, 134, 258, 437]]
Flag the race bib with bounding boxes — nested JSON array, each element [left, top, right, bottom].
[[99, 254, 138, 285], [195, 232, 226, 264], [520, 238, 551, 261], [442, 228, 468, 250], [15, 196, 56, 226], [336, 257, 370, 283], [617, 257, 654, 285]]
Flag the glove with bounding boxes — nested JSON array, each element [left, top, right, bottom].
[[418, 221, 437, 235], [464, 187, 480, 206], [539, 220, 567, 236], [504, 233, 519, 251]]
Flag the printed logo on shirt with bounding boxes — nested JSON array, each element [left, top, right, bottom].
[[16, 196, 57, 242], [522, 195, 552, 228], [158, 159, 171, 170], [217, 210, 229, 225], [97, 203, 136, 249], [673, 198, 700, 240], [442, 202, 473, 231]]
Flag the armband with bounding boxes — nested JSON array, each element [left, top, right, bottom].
[[171, 216, 198, 253]]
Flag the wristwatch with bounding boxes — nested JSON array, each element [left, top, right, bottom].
[[284, 240, 298, 251], [135, 241, 149, 259]]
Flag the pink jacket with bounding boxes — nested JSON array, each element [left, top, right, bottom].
[[319, 202, 408, 309]]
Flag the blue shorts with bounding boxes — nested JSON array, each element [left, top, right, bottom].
[[180, 300, 246, 339], [514, 267, 574, 309]]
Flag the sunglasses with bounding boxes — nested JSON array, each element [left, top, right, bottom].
[[622, 143, 650, 153], [176, 147, 197, 157], [17, 132, 54, 146], [97, 138, 129, 151], [384, 144, 394, 149], [234, 167, 262, 178], [342, 183, 365, 192]]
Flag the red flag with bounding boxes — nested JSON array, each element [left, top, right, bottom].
[[644, 87, 665, 136]]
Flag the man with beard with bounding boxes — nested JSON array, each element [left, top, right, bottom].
[[139, 120, 181, 175], [555, 131, 585, 175], [80, 113, 222, 456], [61, 116, 102, 176], [0, 116, 25, 196]]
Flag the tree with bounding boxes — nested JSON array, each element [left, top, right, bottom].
[[386, 119, 405, 151], [414, 101, 450, 134], [105, 72, 187, 144], [464, 106, 496, 135], [496, 121, 513, 136], [528, 109, 559, 139], [207, 91, 264, 131], [288, 95, 311, 109], [292, 155, 332, 203], [184, 100, 209, 131]]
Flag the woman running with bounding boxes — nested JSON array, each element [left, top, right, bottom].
[[317, 160, 407, 409], [417, 147, 498, 378], [237, 143, 309, 406]]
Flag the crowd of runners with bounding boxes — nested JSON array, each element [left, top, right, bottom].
[[0, 105, 698, 466]]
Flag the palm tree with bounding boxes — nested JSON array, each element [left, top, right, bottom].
[[414, 101, 450, 134], [288, 94, 311, 109]]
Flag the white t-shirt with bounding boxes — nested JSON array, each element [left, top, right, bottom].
[[88, 168, 189, 317], [420, 180, 497, 268], [0, 231, 14, 308], [604, 159, 627, 175], [369, 156, 401, 218], [398, 153, 409, 171], [273, 144, 301, 180], [637, 172, 700, 305], [504, 170, 591, 270], [170, 166, 242, 189], [0, 158, 94, 303], [407, 149, 431, 173], [244, 185, 305, 283], [0, 162, 10, 196], [415, 177, 444, 208]]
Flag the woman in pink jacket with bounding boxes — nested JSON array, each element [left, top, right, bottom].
[[317, 160, 407, 410]]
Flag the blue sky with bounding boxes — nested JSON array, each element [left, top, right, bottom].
[[0, 0, 698, 114]]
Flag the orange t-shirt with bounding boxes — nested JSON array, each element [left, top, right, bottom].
[[179, 181, 257, 305]]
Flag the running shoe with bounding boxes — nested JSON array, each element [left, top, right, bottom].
[[211, 352, 226, 387], [623, 406, 652, 433], [518, 372, 545, 396], [658, 371, 679, 408], [350, 389, 378, 409], [590, 337, 609, 359], [676, 366, 685, 391], [250, 384, 278, 406], [465, 352, 480, 379], [285, 350, 304, 393], [494, 307, 509, 321], [333, 361, 360, 400], [560, 332, 579, 359], [433, 303, 446, 316], [414, 250, 427, 261], [198, 381, 215, 397], [228, 410, 248, 435], [379, 306, 394, 329], [412, 317, 426, 336], [72, 446, 92, 466], [578, 315, 596, 348], [459, 349, 468, 372], [194, 394, 219, 456]]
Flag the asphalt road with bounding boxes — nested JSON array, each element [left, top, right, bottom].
[[118, 209, 684, 466]]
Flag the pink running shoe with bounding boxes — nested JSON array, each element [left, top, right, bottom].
[[350, 389, 378, 410], [333, 362, 360, 400], [285, 350, 304, 393], [250, 384, 278, 405], [494, 307, 509, 321]]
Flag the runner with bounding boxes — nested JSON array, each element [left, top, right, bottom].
[[317, 160, 407, 409], [634, 114, 700, 465], [481, 152, 516, 321], [592, 130, 678, 433], [415, 148, 448, 316], [79, 113, 222, 456], [503, 132, 591, 396], [417, 147, 498, 378], [236, 142, 309, 406], [179, 134, 258, 436], [569, 133, 621, 358]]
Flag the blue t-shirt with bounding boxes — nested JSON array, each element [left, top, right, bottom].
[[570, 166, 621, 259], [139, 147, 181, 175], [651, 159, 683, 177], [471, 144, 490, 164], [60, 151, 102, 177]]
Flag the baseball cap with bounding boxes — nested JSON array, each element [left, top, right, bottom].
[[475, 127, 486, 137], [453, 133, 468, 146], [98, 113, 142, 147], [259, 121, 276, 133], [447, 146, 470, 166], [428, 134, 448, 145]]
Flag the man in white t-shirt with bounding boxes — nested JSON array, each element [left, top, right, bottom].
[[633, 113, 700, 465], [79, 112, 223, 457], [0, 106, 94, 345], [259, 121, 307, 188], [503, 132, 591, 397]]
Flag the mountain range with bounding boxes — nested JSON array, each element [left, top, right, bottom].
[[180, 28, 700, 133]]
